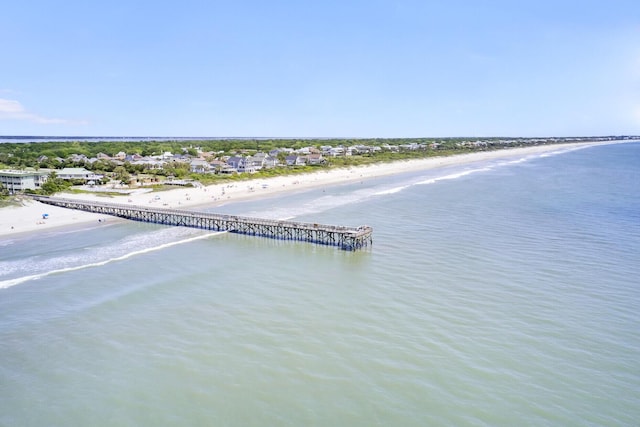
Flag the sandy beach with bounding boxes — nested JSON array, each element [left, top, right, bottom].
[[0, 142, 611, 238]]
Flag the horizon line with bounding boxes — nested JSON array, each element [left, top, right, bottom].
[[1, 134, 638, 141]]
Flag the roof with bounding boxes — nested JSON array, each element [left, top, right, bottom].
[[58, 167, 92, 174], [0, 169, 49, 177]]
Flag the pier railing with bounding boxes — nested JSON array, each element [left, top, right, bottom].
[[31, 196, 373, 251]]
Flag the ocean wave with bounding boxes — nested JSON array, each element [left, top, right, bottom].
[[373, 185, 410, 196], [539, 145, 592, 158], [416, 167, 493, 185], [0, 231, 224, 289], [370, 169, 492, 198], [375, 153, 562, 196], [500, 157, 529, 165], [241, 187, 379, 219]]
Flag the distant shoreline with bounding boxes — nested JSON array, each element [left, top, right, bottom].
[[0, 141, 628, 239], [2, 135, 636, 142]]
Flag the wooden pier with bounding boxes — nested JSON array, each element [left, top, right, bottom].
[[31, 196, 373, 251]]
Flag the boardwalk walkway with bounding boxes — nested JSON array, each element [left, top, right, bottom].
[[32, 196, 373, 251]]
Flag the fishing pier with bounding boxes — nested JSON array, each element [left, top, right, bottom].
[[31, 196, 373, 251]]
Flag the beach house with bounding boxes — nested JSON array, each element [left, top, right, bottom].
[[189, 159, 211, 173], [56, 168, 105, 183], [226, 156, 256, 173], [0, 169, 49, 192], [285, 155, 307, 166]]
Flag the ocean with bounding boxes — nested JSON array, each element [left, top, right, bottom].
[[1, 142, 639, 426]]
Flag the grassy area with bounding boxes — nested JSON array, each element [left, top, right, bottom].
[[0, 196, 30, 208]]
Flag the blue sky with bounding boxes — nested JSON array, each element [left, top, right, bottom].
[[1, 0, 639, 137]]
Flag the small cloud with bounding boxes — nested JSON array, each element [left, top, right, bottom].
[[0, 99, 25, 114], [0, 98, 87, 125]]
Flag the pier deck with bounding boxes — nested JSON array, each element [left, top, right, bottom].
[[32, 196, 373, 251]]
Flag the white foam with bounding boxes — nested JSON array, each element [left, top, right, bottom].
[[373, 185, 410, 196], [417, 167, 492, 185], [0, 231, 224, 289], [242, 188, 379, 219], [502, 157, 528, 165], [539, 145, 589, 158]]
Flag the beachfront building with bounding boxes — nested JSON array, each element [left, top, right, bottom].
[[209, 160, 236, 174], [307, 153, 325, 165], [247, 152, 281, 170], [0, 169, 49, 192], [56, 168, 105, 183], [189, 159, 211, 173], [263, 155, 279, 168], [285, 155, 307, 166], [326, 147, 345, 157], [226, 156, 256, 173]]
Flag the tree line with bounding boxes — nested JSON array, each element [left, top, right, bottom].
[[0, 136, 613, 194], [0, 137, 475, 169]]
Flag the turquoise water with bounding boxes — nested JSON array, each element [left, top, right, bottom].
[[1, 143, 639, 426]]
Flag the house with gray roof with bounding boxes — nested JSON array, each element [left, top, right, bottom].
[[226, 156, 255, 173], [285, 155, 307, 166], [190, 159, 211, 173], [56, 168, 104, 183]]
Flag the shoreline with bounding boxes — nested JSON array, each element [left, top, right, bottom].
[[0, 141, 621, 238]]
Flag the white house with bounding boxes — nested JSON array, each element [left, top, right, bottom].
[[226, 156, 256, 173], [190, 159, 211, 173], [327, 147, 345, 157], [56, 168, 104, 183], [247, 153, 267, 171], [263, 155, 279, 168], [0, 169, 48, 192], [285, 155, 307, 166]]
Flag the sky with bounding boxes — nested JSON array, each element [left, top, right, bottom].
[[1, 0, 639, 138]]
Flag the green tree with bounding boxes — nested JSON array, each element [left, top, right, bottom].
[[40, 172, 71, 195], [0, 183, 9, 199], [113, 166, 131, 186]]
